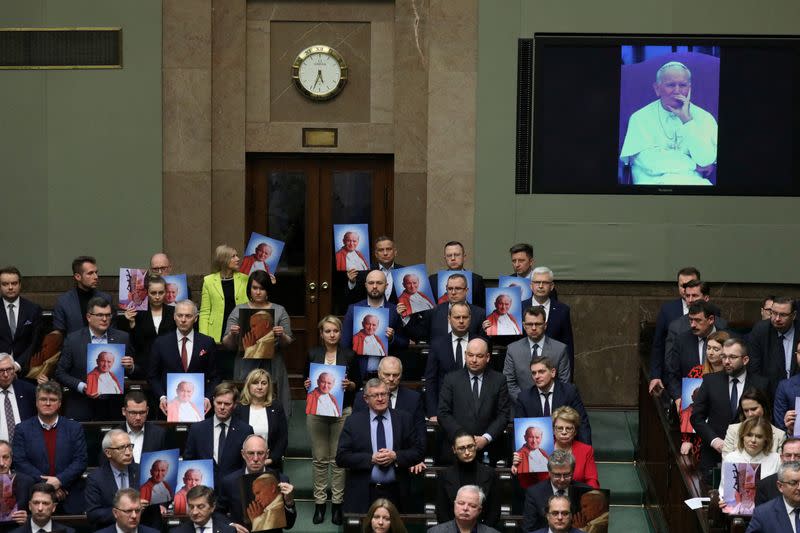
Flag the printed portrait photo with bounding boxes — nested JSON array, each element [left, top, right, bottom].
[[333, 223, 370, 272], [484, 287, 522, 336], [240, 472, 287, 532], [436, 270, 473, 304], [306, 363, 346, 418], [162, 274, 188, 306], [241, 232, 285, 276], [680, 377, 703, 434], [392, 264, 436, 317], [165, 373, 206, 423], [571, 487, 611, 531], [513, 417, 554, 474], [85, 343, 125, 396], [721, 462, 759, 516], [239, 308, 276, 360], [173, 459, 214, 515], [119, 268, 149, 311], [139, 449, 180, 506], [498, 275, 532, 301]]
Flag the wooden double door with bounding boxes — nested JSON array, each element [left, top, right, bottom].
[[246, 155, 394, 392]]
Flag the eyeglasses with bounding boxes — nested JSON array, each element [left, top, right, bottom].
[[721, 355, 743, 361], [523, 322, 545, 328], [367, 392, 389, 399], [455, 444, 477, 453], [550, 473, 573, 479], [108, 443, 135, 452], [114, 507, 142, 515], [532, 281, 553, 286], [446, 287, 467, 292], [779, 479, 800, 488], [36, 397, 60, 404], [771, 310, 794, 319], [89, 313, 113, 319], [0, 368, 15, 375], [554, 425, 575, 433]]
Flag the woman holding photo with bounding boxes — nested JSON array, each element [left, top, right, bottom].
[[305, 315, 361, 525]]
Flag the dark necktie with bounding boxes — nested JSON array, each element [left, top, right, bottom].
[[217, 422, 227, 464], [531, 343, 540, 360], [472, 376, 480, 403], [795, 508, 800, 533], [181, 336, 189, 371], [3, 390, 14, 442], [730, 378, 739, 418], [556, 489, 565, 497], [376, 414, 389, 471], [7, 304, 15, 337], [700, 337, 707, 365], [455, 338, 464, 368], [542, 391, 551, 416]]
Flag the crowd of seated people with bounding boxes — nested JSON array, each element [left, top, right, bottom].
[[0, 241, 788, 533]]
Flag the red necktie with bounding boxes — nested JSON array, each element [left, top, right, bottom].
[[181, 336, 189, 371]]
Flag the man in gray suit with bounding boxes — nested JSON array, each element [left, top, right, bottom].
[[504, 306, 569, 401], [427, 485, 500, 533], [664, 280, 727, 359]]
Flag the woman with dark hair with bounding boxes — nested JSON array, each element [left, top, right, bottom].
[[119, 275, 175, 373], [222, 270, 293, 415], [361, 498, 406, 533], [722, 389, 786, 459]]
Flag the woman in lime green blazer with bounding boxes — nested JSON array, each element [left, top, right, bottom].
[[199, 244, 250, 342]]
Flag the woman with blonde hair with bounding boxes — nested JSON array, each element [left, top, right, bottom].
[[232, 368, 287, 470], [306, 315, 361, 525], [199, 244, 249, 342]]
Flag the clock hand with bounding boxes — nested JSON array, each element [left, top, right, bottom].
[[313, 69, 324, 89]]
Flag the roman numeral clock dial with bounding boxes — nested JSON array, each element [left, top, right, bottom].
[[292, 45, 348, 101]]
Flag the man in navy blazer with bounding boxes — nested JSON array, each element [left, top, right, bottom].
[[52, 256, 113, 335], [523, 450, 591, 532], [94, 488, 160, 533], [422, 303, 477, 419], [169, 485, 237, 533], [184, 382, 253, 481], [54, 297, 135, 421], [0, 267, 43, 373], [12, 382, 87, 515], [515, 356, 591, 444], [405, 273, 485, 343], [530, 493, 585, 533], [0, 354, 37, 441], [649, 266, 701, 395], [9, 483, 76, 533], [340, 270, 409, 379], [690, 338, 770, 481], [746, 462, 800, 533], [345, 237, 403, 304], [149, 300, 219, 413], [86, 429, 161, 529], [520, 267, 574, 370], [428, 241, 487, 309], [748, 297, 800, 390], [336, 378, 423, 513]]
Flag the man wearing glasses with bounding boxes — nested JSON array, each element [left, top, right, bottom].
[[54, 296, 136, 420], [405, 273, 485, 343], [747, 461, 800, 533], [530, 493, 586, 533], [0, 353, 36, 444], [523, 450, 592, 532], [756, 438, 800, 505], [95, 488, 159, 533], [749, 296, 800, 388], [12, 382, 87, 514], [87, 429, 158, 529], [337, 379, 423, 513]]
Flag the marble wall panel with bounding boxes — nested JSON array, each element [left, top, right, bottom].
[[245, 123, 393, 154], [163, 171, 213, 273], [246, 19, 271, 124], [394, 172, 427, 264], [211, 169, 246, 249], [163, 0, 211, 69]]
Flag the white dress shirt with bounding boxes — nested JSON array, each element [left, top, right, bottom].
[[177, 330, 195, 367], [0, 385, 20, 442]]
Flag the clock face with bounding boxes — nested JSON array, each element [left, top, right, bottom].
[[292, 45, 348, 101]]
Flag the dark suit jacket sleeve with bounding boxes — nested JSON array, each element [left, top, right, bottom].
[[52, 294, 68, 333], [689, 378, 718, 445], [774, 380, 793, 431], [16, 302, 43, 371], [522, 485, 545, 532], [58, 422, 88, 487], [388, 307, 409, 350], [409, 391, 427, 447], [405, 308, 433, 343], [85, 468, 114, 525], [650, 300, 678, 380], [423, 344, 442, 417], [201, 336, 220, 397], [268, 402, 289, 465], [393, 411, 424, 467], [484, 377, 511, 441], [183, 424, 202, 460], [664, 336, 682, 400], [755, 475, 777, 506], [54, 333, 83, 391], [747, 320, 769, 377], [514, 392, 532, 418], [148, 337, 167, 399], [11, 423, 41, 479], [335, 416, 373, 470], [569, 387, 592, 445], [340, 306, 355, 350], [436, 372, 461, 440]]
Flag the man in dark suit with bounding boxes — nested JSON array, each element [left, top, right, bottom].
[[86, 429, 159, 529], [523, 449, 592, 532], [515, 356, 591, 444], [54, 296, 135, 421], [12, 382, 87, 514], [336, 378, 423, 513], [749, 296, 800, 390], [217, 434, 297, 531], [530, 493, 585, 533], [184, 382, 253, 481], [0, 353, 36, 444], [94, 488, 160, 533], [9, 483, 76, 533], [746, 462, 800, 533], [52, 256, 113, 335], [664, 280, 728, 360], [117, 391, 167, 465], [405, 274, 485, 343], [508, 243, 535, 280], [427, 241, 487, 309], [0, 267, 43, 374], [504, 306, 570, 401], [438, 338, 511, 464], [345, 236, 403, 304], [340, 270, 409, 379], [649, 266, 701, 395], [520, 266, 573, 367], [0, 439, 34, 525], [665, 300, 723, 403], [428, 485, 501, 533], [149, 300, 218, 415], [690, 338, 770, 481], [169, 485, 237, 533], [756, 438, 800, 505], [423, 302, 478, 420]]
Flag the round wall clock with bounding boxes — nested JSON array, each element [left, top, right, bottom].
[[291, 45, 348, 101]]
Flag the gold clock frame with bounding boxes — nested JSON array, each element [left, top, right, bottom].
[[291, 44, 348, 101]]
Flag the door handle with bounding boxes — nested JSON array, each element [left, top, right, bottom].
[[308, 282, 317, 291], [321, 281, 329, 290]]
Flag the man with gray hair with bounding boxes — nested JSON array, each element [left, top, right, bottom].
[[0, 353, 36, 443], [149, 299, 218, 414], [620, 60, 718, 185], [523, 449, 592, 531], [521, 266, 574, 368], [747, 461, 800, 532], [427, 485, 500, 533]]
